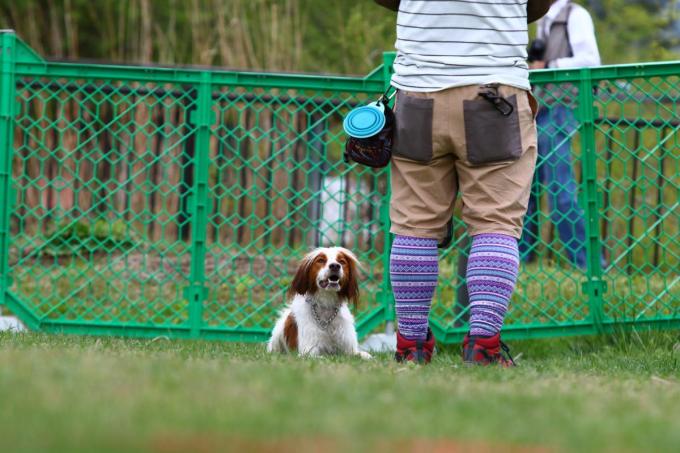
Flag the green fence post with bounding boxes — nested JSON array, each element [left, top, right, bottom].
[[380, 52, 396, 331], [186, 71, 213, 338], [0, 32, 18, 308], [577, 67, 606, 332]]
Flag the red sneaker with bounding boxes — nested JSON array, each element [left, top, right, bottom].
[[462, 333, 516, 367], [395, 329, 436, 364]]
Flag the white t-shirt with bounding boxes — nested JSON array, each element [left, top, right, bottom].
[[391, 0, 531, 92]]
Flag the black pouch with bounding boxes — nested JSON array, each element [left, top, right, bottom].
[[393, 92, 434, 163], [464, 85, 522, 166], [344, 100, 395, 168]]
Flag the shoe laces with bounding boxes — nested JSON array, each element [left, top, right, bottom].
[[500, 340, 516, 366], [396, 341, 431, 364]]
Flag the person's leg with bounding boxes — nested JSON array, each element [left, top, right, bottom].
[[543, 105, 588, 268], [390, 235, 438, 340], [388, 88, 460, 362], [454, 85, 537, 366], [467, 233, 520, 337]]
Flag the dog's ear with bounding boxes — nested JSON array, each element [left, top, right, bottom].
[[338, 250, 360, 307], [289, 253, 314, 297]]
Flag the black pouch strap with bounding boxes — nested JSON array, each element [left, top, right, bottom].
[[377, 86, 397, 108], [478, 85, 514, 117]]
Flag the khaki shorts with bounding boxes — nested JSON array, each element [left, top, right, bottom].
[[390, 84, 538, 240]]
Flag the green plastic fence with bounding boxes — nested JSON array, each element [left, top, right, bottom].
[[1, 31, 678, 343]]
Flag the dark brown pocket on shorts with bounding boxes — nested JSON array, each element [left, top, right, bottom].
[[464, 94, 522, 165], [393, 93, 433, 163]]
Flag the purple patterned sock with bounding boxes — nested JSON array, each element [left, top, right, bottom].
[[390, 234, 439, 341], [467, 233, 519, 337]]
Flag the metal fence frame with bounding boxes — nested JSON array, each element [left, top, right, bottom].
[[1, 31, 678, 343]]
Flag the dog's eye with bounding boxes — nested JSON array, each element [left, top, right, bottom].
[[317, 257, 327, 264], [337, 259, 347, 265]]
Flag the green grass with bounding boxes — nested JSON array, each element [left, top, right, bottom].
[[1, 331, 679, 453]]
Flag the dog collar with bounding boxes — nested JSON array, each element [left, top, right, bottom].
[[308, 299, 340, 330]]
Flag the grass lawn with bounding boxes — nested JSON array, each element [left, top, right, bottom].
[[1, 331, 679, 453]]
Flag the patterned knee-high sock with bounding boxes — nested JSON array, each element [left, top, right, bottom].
[[390, 235, 439, 341], [467, 233, 519, 337]]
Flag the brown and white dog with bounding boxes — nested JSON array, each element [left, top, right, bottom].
[[267, 247, 371, 359]]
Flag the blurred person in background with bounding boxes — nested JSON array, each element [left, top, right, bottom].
[[521, 0, 601, 269]]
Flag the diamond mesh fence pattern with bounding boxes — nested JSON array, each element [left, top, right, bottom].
[[1, 32, 678, 342], [202, 85, 387, 333], [594, 75, 679, 325], [10, 77, 195, 328]]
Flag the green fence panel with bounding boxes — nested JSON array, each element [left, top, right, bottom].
[[1, 31, 678, 343], [198, 75, 390, 341], [0, 33, 19, 321], [590, 65, 679, 329], [522, 64, 680, 338]]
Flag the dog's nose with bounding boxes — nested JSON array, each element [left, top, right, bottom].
[[329, 263, 341, 272]]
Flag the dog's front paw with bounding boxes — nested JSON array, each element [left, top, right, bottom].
[[357, 350, 373, 360]]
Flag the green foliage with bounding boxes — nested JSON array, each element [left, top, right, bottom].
[[45, 219, 138, 256], [299, 1, 395, 74], [591, 0, 680, 63], [2, 0, 674, 74]]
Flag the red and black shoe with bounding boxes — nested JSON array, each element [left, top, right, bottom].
[[395, 328, 436, 364], [462, 333, 516, 367]]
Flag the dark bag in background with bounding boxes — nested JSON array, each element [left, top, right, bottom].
[[527, 38, 547, 62]]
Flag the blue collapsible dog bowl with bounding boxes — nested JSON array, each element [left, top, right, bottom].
[[342, 99, 394, 168], [343, 102, 386, 139]]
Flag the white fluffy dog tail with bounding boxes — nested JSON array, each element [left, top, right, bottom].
[[267, 308, 290, 353]]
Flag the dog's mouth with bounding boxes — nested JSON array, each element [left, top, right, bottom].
[[320, 275, 341, 290]]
